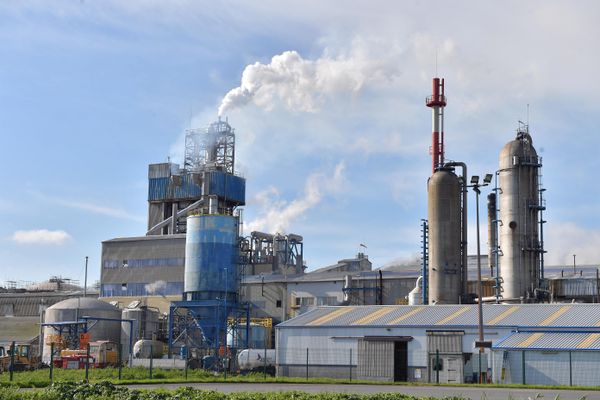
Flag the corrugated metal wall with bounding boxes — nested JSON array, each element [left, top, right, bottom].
[[427, 331, 463, 353], [357, 340, 394, 381]]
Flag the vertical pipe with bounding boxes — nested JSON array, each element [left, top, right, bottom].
[[422, 220, 428, 304], [445, 162, 468, 298]]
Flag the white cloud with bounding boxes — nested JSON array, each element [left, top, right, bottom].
[[11, 229, 71, 245], [246, 162, 346, 234]]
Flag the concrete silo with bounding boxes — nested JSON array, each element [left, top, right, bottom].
[[498, 126, 544, 300]]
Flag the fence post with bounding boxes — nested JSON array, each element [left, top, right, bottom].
[[263, 347, 267, 379], [569, 351, 572, 386], [85, 343, 90, 382], [521, 351, 526, 385], [9, 341, 15, 382], [49, 343, 54, 382], [435, 349, 440, 384], [349, 348, 352, 381], [118, 343, 122, 380], [306, 348, 309, 380], [149, 344, 153, 379]]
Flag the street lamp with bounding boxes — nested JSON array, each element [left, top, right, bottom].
[[470, 174, 493, 384]]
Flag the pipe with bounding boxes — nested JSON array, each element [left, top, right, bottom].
[[445, 161, 468, 298], [146, 199, 204, 235]]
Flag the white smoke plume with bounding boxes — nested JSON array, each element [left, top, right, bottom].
[[246, 162, 346, 234], [218, 47, 398, 116], [144, 280, 167, 295]]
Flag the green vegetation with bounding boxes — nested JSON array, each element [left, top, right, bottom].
[[0, 381, 446, 400]]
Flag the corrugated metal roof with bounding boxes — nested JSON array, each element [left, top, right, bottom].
[[493, 331, 600, 351], [278, 304, 600, 329]]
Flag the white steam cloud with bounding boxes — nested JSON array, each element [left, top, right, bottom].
[[144, 280, 167, 295], [11, 229, 71, 245], [246, 162, 346, 234], [218, 48, 398, 116]]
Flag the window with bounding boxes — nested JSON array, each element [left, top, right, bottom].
[[295, 297, 314, 306], [276, 300, 282, 308], [317, 296, 337, 306]]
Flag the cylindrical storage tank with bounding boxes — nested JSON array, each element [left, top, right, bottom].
[[498, 131, 541, 300], [184, 215, 239, 301], [428, 168, 462, 304], [121, 307, 160, 360], [42, 298, 121, 364]]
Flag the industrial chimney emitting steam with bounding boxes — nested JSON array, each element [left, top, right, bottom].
[[426, 78, 468, 304]]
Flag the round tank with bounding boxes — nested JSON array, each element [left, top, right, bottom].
[[133, 339, 164, 358], [121, 306, 160, 360], [498, 131, 541, 300], [428, 169, 462, 304], [184, 215, 239, 301], [42, 298, 121, 364], [237, 349, 275, 372]]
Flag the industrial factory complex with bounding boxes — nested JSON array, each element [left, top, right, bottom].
[[3, 78, 600, 386]]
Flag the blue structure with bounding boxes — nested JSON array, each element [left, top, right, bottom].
[[167, 119, 250, 359]]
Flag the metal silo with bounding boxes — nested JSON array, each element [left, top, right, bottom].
[[184, 215, 239, 301], [498, 126, 543, 300], [42, 298, 121, 364], [121, 304, 160, 360], [425, 77, 467, 304], [428, 168, 463, 304]]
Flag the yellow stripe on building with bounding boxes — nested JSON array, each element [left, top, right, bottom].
[[436, 307, 469, 325], [539, 305, 572, 326], [519, 332, 544, 348], [308, 307, 354, 326], [577, 333, 600, 349], [487, 306, 519, 325], [351, 307, 396, 325], [387, 308, 423, 325]]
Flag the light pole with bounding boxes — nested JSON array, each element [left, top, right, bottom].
[[470, 174, 493, 383]]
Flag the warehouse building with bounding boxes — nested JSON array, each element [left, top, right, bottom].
[[275, 303, 600, 385]]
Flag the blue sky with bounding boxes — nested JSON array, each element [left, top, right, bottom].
[[1, 1, 599, 286]]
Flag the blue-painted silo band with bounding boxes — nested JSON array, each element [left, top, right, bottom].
[[184, 215, 239, 296]]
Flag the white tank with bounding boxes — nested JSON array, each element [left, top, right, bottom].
[[133, 339, 164, 358], [42, 298, 121, 364], [428, 168, 462, 304], [237, 349, 275, 371], [498, 129, 541, 300]]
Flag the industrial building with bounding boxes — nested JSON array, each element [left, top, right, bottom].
[[275, 303, 600, 386], [4, 76, 592, 386]]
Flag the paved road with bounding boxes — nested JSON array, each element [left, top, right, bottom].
[[126, 382, 599, 400]]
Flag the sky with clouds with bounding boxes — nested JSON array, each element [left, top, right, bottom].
[[1, 1, 599, 286]]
